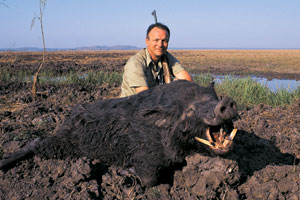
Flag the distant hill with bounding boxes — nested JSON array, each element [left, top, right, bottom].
[[73, 45, 139, 51], [0, 45, 140, 52]]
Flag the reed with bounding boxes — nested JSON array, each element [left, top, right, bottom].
[[38, 71, 123, 87], [0, 68, 31, 83], [192, 73, 214, 86], [65, 71, 122, 86], [194, 74, 300, 108], [0, 68, 122, 87], [217, 77, 270, 108], [1, 66, 299, 109]]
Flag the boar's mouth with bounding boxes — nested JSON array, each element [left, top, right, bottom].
[[195, 125, 237, 155], [195, 96, 238, 155]]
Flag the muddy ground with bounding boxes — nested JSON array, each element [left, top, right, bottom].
[[0, 51, 300, 199]]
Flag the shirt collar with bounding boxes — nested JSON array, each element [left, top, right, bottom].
[[145, 48, 164, 69], [145, 48, 153, 67]]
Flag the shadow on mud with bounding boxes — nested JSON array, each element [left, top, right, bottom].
[[227, 130, 298, 182]]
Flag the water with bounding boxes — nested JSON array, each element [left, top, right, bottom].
[[33, 74, 300, 92], [214, 75, 300, 92], [257, 77, 300, 92]]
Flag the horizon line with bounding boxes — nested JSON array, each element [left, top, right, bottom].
[[0, 45, 300, 52]]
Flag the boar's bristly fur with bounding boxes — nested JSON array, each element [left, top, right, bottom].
[[0, 80, 237, 187]]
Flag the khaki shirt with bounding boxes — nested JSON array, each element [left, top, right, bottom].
[[120, 48, 185, 97]]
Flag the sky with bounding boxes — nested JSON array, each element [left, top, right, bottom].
[[1, 0, 300, 49]]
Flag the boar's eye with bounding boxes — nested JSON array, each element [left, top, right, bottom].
[[186, 107, 195, 117], [180, 104, 196, 121]]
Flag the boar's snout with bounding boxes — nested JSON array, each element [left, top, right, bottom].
[[214, 97, 237, 121]]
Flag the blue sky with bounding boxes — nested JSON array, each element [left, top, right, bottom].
[[1, 0, 300, 49]]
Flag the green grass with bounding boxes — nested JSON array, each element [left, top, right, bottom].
[[192, 73, 214, 86], [194, 74, 300, 108], [0, 69, 122, 87], [62, 71, 122, 86], [0, 68, 32, 83], [1, 68, 299, 109]]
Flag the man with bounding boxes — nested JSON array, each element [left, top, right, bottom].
[[120, 23, 192, 97]]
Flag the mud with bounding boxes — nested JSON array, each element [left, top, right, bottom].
[[1, 51, 300, 199]]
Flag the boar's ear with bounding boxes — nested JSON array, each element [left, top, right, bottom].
[[210, 81, 215, 90], [210, 81, 219, 98]]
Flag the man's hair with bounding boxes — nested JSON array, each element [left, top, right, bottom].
[[146, 23, 170, 40]]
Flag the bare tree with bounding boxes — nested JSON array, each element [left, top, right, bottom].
[[31, 0, 47, 101]]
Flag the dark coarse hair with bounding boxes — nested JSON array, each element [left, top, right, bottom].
[[146, 23, 170, 40]]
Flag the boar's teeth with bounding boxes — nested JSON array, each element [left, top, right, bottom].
[[227, 129, 237, 141], [205, 128, 214, 143], [223, 129, 238, 147], [196, 128, 238, 151], [220, 128, 224, 135], [218, 128, 226, 143], [195, 137, 215, 148]]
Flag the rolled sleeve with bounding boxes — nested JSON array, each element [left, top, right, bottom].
[[124, 58, 148, 87], [167, 52, 185, 75]]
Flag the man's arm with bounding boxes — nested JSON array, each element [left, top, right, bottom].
[[174, 70, 193, 82], [135, 86, 149, 93], [134, 70, 192, 94], [166, 52, 193, 82]]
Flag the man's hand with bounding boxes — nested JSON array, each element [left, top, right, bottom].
[[134, 70, 192, 95]]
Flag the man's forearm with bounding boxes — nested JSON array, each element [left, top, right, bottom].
[[135, 86, 149, 94], [175, 70, 193, 82]]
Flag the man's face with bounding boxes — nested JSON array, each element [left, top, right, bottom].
[[146, 27, 169, 62]]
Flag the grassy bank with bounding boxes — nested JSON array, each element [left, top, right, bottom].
[[193, 74, 300, 108], [0, 69, 122, 87], [1, 50, 300, 108], [1, 67, 299, 108]]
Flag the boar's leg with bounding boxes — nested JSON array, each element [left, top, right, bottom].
[[0, 137, 42, 170]]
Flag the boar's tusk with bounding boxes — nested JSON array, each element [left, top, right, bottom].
[[195, 137, 215, 148], [227, 129, 237, 141], [218, 128, 225, 144], [205, 128, 214, 143], [196, 128, 238, 152], [223, 129, 237, 147]]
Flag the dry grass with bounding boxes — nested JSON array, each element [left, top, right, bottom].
[[0, 50, 137, 65], [1, 49, 300, 77], [169, 49, 300, 75]]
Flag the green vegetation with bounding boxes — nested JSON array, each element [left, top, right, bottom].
[[1, 68, 299, 109], [62, 71, 122, 86], [192, 73, 214, 86], [0, 68, 32, 83], [194, 74, 300, 108], [0, 69, 122, 87]]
